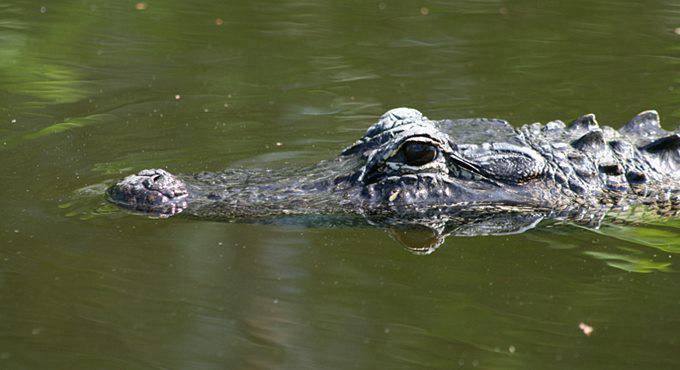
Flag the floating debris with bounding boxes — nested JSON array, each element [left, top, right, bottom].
[[674, 27, 680, 35], [135, 2, 147, 10], [174, 94, 181, 100], [420, 7, 429, 16], [215, 18, 224, 26], [579, 322, 594, 336]]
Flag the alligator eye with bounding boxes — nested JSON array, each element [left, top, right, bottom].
[[402, 142, 438, 166]]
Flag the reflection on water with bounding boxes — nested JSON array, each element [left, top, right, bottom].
[[2, 0, 680, 369]]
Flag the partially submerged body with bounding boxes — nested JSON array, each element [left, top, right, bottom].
[[108, 108, 680, 251]]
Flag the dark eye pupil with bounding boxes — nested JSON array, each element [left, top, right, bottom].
[[403, 142, 437, 166]]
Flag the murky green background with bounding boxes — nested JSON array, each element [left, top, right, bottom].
[[2, 1, 680, 369]]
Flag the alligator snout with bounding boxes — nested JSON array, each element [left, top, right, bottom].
[[107, 169, 188, 217]]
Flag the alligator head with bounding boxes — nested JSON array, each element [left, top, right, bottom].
[[339, 108, 552, 213]]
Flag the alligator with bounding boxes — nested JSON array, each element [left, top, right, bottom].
[[107, 108, 680, 252]]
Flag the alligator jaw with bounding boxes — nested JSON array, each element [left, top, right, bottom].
[[107, 169, 189, 217]]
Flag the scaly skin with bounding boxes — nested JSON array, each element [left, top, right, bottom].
[[108, 108, 680, 227], [107, 169, 189, 217]]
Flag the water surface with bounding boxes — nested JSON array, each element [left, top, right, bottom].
[[2, 1, 680, 369]]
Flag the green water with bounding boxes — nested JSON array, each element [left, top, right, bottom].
[[2, 1, 680, 369]]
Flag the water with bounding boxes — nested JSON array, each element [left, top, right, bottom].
[[2, 1, 680, 368]]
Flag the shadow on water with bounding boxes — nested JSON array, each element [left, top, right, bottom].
[[2, 0, 680, 369]]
